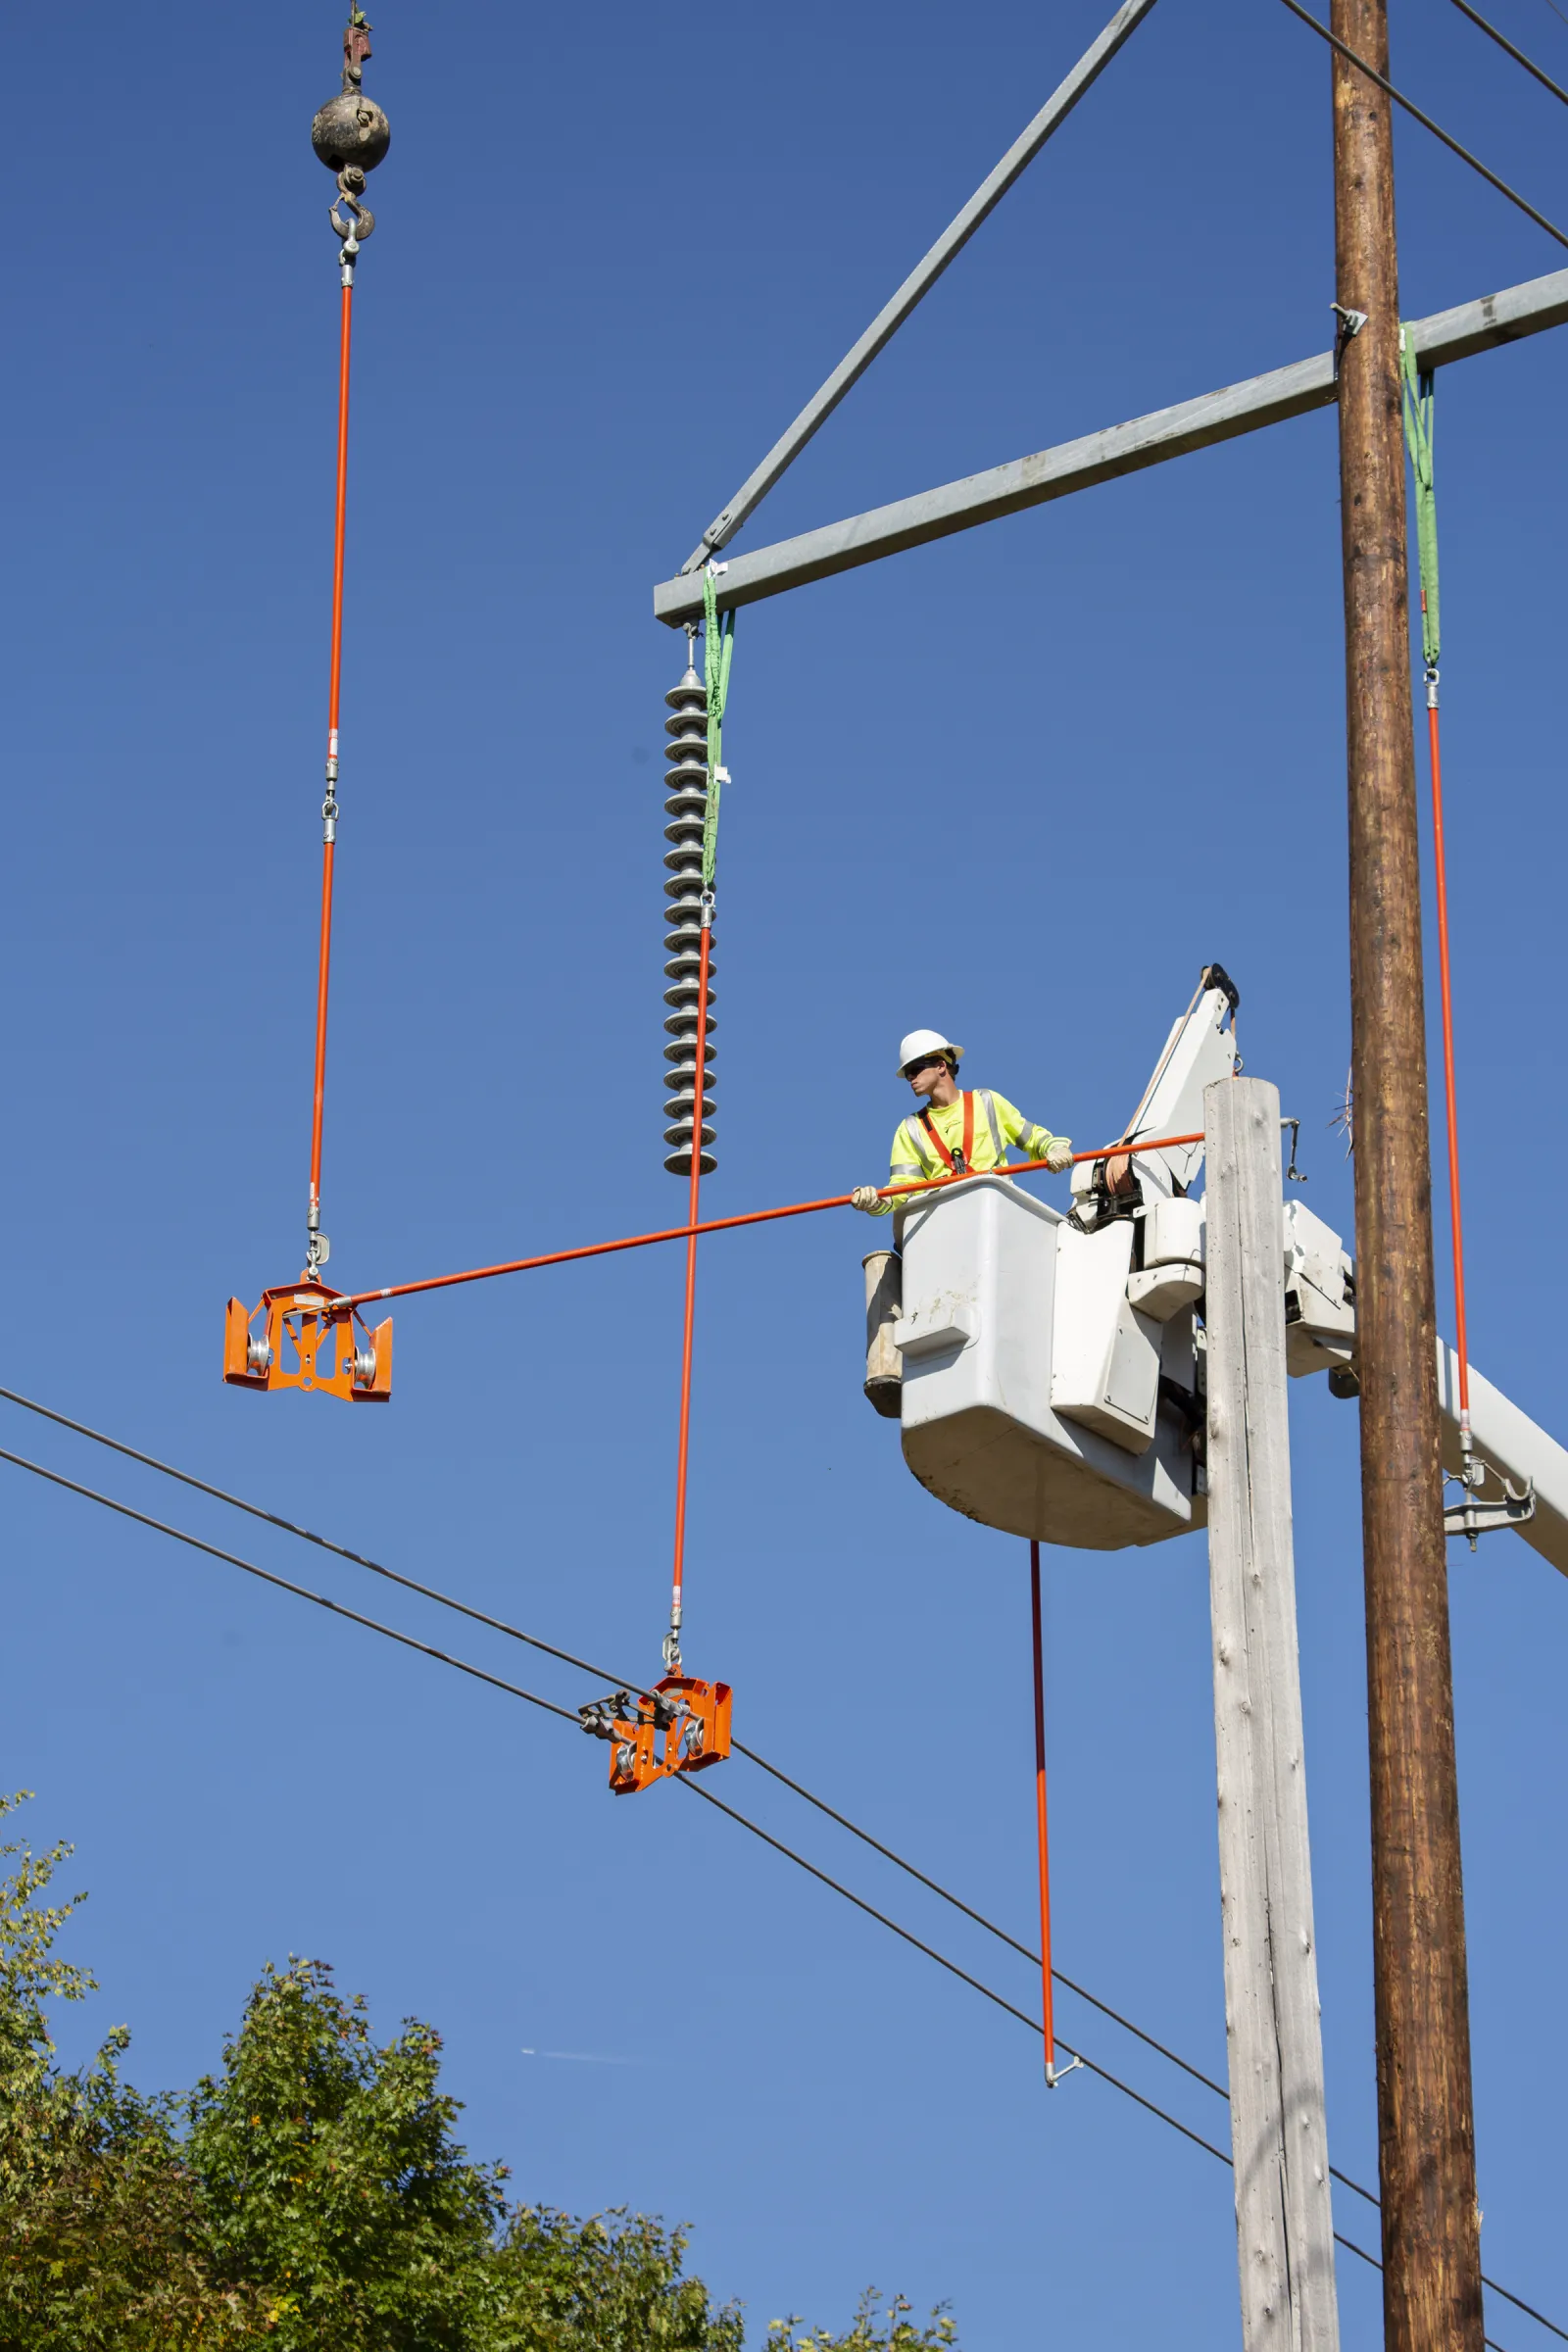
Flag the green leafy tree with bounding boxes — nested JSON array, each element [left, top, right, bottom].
[[187, 1956, 507, 2348], [764, 2293, 957, 2351], [0, 1789, 261, 2347], [483, 2208, 744, 2351], [0, 1794, 958, 2349]]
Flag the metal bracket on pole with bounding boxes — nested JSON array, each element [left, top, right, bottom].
[[1444, 1457, 1536, 1546], [679, 0, 1163, 573]]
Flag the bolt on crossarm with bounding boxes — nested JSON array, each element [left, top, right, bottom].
[[1331, 3, 1485, 2346]]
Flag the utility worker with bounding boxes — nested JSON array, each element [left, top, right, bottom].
[[851, 1030, 1073, 1217]]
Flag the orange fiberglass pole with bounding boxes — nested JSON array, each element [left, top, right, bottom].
[[307, 267, 355, 1277], [1029, 1539, 1056, 2082], [667, 915, 712, 1669], [333, 1132, 1205, 1313]]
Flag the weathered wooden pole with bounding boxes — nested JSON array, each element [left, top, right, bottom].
[[1329, 5, 1486, 2346], [1205, 1075, 1340, 2352]]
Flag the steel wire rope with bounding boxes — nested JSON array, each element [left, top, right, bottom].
[[0, 1440, 1556, 2349], [1273, 0, 1568, 250], [1445, 0, 1568, 105]]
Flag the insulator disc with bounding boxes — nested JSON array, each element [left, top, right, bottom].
[[664, 1006, 717, 1038], [664, 667, 704, 710], [664, 979, 717, 1011], [663, 952, 717, 985], [664, 1091, 717, 1122], [663, 1118, 717, 1148], [664, 1038, 716, 1066], [663, 1149, 717, 1176]]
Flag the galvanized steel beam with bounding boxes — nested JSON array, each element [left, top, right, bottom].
[[679, 0, 1163, 574], [654, 266, 1568, 625]]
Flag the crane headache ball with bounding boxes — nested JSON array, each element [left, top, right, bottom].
[[311, 92, 392, 175], [662, 660, 716, 1176]]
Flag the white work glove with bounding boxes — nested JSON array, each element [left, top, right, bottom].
[[851, 1185, 882, 1212], [1044, 1138, 1073, 1174]]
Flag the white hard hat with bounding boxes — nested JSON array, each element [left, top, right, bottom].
[[896, 1028, 964, 1077]]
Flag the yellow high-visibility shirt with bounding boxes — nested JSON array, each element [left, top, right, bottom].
[[865, 1089, 1066, 1215]]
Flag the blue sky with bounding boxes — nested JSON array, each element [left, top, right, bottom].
[[1, 0, 1564, 2342]]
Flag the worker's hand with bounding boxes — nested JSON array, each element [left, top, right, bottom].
[[1044, 1138, 1073, 1173], [1105, 1152, 1136, 1195], [851, 1185, 882, 1212]]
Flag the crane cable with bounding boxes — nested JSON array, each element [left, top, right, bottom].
[[0, 1411, 1564, 2349], [1399, 336, 1475, 1501]]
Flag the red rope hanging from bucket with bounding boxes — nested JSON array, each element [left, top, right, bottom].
[[1029, 1542, 1056, 2080]]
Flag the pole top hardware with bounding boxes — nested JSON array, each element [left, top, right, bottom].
[[1445, 1453, 1536, 1547]]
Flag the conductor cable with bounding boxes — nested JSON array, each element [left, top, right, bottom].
[[1444, 0, 1568, 106], [0, 1433, 1558, 2350], [0, 1445, 576, 1726]]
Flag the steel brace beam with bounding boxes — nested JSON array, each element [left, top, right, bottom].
[[654, 267, 1568, 626], [679, 0, 1163, 575]]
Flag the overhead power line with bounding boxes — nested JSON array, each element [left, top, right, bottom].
[[1274, 0, 1568, 251], [0, 1446, 577, 1727], [0, 1385, 642, 1693], [1446, 0, 1568, 106], [2, 1417, 1563, 2348]]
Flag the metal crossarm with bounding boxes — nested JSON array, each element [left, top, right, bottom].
[[678, 0, 1162, 573], [655, 267, 1568, 625]]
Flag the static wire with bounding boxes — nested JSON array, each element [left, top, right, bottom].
[[1, 1399, 1564, 2351], [1445, 0, 1568, 106], [1273, 0, 1568, 251]]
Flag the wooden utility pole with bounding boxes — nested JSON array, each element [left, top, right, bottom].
[[1330, 6, 1486, 2349], [1205, 1076, 1340, 2352]]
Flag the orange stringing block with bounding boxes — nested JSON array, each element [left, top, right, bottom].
[[579, 1674, 732, 1795], [223, 1278, 392, 1402]]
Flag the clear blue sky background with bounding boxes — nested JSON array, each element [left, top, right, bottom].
[[1, 0, 1564, 2342]]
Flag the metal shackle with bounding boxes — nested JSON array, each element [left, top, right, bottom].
[[662, 662, 716, 1176]]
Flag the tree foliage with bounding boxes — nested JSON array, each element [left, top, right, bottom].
[[0, 1795, 956, 2350]]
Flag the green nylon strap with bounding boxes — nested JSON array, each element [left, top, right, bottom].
[[1399, 328, 1441, 675], [701, 565, 735, 894]]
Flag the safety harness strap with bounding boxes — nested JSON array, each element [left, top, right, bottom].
[[919, 1093, 975, 1176]]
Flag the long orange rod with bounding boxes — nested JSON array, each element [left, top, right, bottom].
[[335, 1131, 1205, 1312], [309, 273, 355, 1247], [1029, 1539, 1055, 2081], [1426, 696, 1470, 1427], [668, 917, 711, 1662]]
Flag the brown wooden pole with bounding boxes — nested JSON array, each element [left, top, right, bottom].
[[1329, 7, 1486, 2351]]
